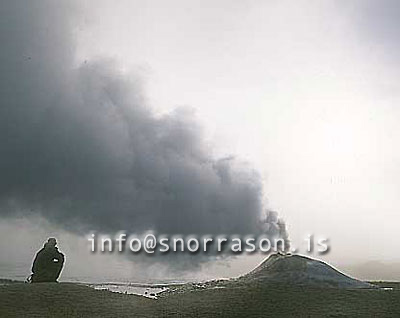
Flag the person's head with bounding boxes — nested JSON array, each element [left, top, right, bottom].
[[46, 237, 57, 247]]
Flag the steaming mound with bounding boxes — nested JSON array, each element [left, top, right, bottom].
[[240, 253, 373, 289]]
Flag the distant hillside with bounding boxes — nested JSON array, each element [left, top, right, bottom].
[[239, 253, 373, 288], [0, 278, 22, 285], [342, 261, 400, 281]]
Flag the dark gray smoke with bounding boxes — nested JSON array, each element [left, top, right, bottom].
[[0, 1, 288, 269]]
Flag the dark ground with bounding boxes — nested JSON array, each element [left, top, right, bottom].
[[0, 280, 399, 317]]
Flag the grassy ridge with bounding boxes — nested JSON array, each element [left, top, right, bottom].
[[0, 282, 399, 317]]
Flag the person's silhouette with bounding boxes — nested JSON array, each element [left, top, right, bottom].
[[31, 238, 65, 283]]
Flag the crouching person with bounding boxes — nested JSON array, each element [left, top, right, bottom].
[[31, 238, 65, 283]]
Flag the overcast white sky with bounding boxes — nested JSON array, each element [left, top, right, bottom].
[[74, 0, 400, 264], [1, 0, 400, 282]]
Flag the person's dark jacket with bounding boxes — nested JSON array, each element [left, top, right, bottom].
[[31, 243, 65, 282]]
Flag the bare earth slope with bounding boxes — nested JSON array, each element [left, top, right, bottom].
[[1, 281, 399, 317]]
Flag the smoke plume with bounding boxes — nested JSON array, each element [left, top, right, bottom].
[[0, 1, 288, 270]]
